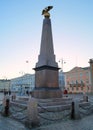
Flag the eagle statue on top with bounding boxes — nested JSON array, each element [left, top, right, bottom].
[[42, 6, 53, 18]]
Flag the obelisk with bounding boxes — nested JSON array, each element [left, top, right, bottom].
[[33, 6, 62, 98], [89, 59, 93, 93]]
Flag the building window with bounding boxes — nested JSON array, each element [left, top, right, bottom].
[[80, 73, 82, 77], [67, 88, 69, 91], [67, 81, 69, 85], [86, 80, 89, 83], [86, 72, 88, 76]]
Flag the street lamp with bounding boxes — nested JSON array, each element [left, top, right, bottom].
[[59, 58, 66, 72], [19, 71, 25, 96], [26, 60, 30, 74], [58, 59, 66, 91]]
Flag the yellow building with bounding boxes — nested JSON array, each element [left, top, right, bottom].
[[65, 67, 91, 94]]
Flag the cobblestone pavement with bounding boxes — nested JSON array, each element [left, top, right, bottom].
[[34, 115, 93, 130], [0, 115, 29, 130], [1, 114, 93, 130], [1, 93, 93, 130]]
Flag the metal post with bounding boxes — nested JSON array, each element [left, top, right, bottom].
[[71, 100, 80, 120], [71, 101, 75, 119], [4, 99, 10, 116]]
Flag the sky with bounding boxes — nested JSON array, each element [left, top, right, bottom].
[[0, 0, 93, 79]]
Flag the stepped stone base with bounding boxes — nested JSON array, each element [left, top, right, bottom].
[[33, 87, 62, 99]]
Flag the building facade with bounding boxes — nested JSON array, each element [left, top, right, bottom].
[[10, 65, 92, 94], [10, 72, 65, 94], [0, 79, 11, 92], [10, 74, 35, 95], [64, 67, 91, 93], [59, 70, 65, 91]]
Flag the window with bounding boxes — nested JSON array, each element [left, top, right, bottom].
[[80, 73, 82, 77], [86, 80, 89, 83], [67, 81, 69, 85], [86, 72, 88, 76]]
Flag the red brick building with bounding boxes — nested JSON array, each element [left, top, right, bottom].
[[65, 67, 91, 93]]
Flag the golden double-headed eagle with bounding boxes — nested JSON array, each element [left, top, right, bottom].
[[42, 6, 53, 18]]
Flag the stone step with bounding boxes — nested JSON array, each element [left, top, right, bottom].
[[38, 102, 90, 113], [10, 101, 27, 108], [38, 104, 71, 113], [11, 99, 27, 105], [37, 97, 72, 103], [38, 100, 72, 107], [37, 97, 72, 107]]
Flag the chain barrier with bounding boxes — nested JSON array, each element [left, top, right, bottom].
[[38, 103, 58, 112], [79, 101, 93, 117], [10, 105, 27, 113], [0, 103, 3, 113], [10, 113, 27, 120], [80, 102, 91, 108], [9, 104, 28, 123], [38, 103, 71, 126], [1, 96, 93, 128], [89, 98, 93, 104], [39, 111, 70, 121], [0, 97, 28, 124], [0, 99, 4, 114]]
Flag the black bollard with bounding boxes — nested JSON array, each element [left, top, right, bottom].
[[4, 99, 10, 116], [86, 96, 88, 102], [83, 94, 88, 102], [71, 101, 75, 119], [9, 90, 11, 96], [11, 95, 13, 101]]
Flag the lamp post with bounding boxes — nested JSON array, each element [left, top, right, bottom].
[[19, 71, 25, 96], [58, 59, 66, 91], [26, 60, 31, 93], [26, 60, 29, 74], [59, 58, 66, 72]]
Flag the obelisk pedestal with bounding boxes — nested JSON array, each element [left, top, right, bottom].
[[33, 7, 62, 98], [34, 66, 62, 98]]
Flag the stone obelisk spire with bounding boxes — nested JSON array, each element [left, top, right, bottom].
[[89, 59, 93, 93], [36, 14, 58, 68], [33, 6, 62, 98]]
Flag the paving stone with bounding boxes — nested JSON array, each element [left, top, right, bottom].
[[0, 115, 29, 130], [33, 115, 93, 130], [1, 94, 93, 130]]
